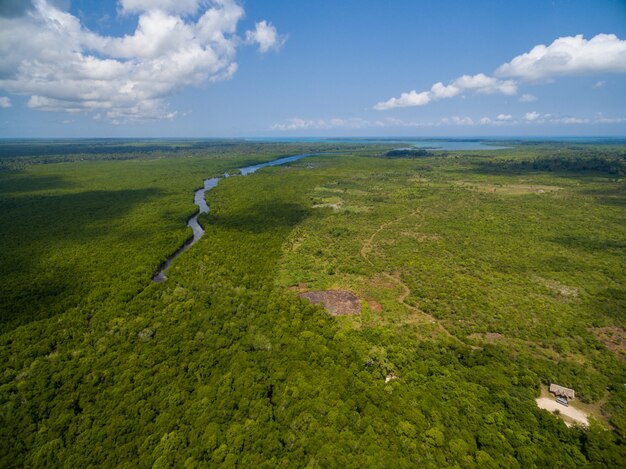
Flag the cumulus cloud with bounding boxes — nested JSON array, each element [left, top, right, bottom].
[[496, 114, 512, 121], [497, 34, 626, 80], [374, 74, 516, 110], [375, 33, 626, 110], [593, 80, 606, 89], [519, 93, 537, 102], [430, 82, 461, 99], [373, 90, 432, 110], [0, 96, 11, 108], [524, 111, 541, 121], [0, 0, 285, 121], [452, 74, 517, 95], [246, 20, 287, 53]]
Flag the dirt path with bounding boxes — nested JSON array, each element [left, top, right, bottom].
[[359, 210, 463, 343], [360, 214, 413, 262]]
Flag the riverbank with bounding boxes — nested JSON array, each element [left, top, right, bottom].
[[152, 152, 323, 282]]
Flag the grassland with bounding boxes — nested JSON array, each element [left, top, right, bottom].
[[0, 140, 624, 466]]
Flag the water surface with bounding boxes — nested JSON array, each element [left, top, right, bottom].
[[152, 153, 319, 282], [245, 137, 509, 150]]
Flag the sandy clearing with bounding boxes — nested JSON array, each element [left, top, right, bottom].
[[536, 397, 589, 427]]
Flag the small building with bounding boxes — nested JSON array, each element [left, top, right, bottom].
[[550, 383, 575, 400]]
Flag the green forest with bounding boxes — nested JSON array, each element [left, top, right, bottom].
[[0, 140, 625, 467]]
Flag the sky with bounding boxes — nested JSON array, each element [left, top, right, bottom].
[[0, 0, 625, 138]]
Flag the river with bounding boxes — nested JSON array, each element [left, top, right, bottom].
[[152, 153, 321, 282]]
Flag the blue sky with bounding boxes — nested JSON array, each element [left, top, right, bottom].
[[0, 0, 625, 137]]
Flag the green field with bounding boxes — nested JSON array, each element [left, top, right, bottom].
[[1, 140, 624, 466]]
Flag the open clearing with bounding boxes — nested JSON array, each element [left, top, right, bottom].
[[300, 290, 361, 315], [536, 397, 589, 427], [535, 385, 594, 428], [456, 181, 561, 195]]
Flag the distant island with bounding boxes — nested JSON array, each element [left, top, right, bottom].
[[384, 148, 435, 158]]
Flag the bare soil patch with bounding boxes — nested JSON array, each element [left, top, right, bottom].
[[533, 276, 580, 299], [593, 326, 626, 362], [469, 332, 505, 342], [456, 181, 561, 195], [300, 290, 361, 316], [536, 397, 589, 427], [312, 202, 343, 210], [368, 300, 383, 313]]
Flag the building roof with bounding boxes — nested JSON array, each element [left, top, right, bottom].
[[550, 383, 575, 399]]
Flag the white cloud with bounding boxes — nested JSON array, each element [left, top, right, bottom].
[[272, 117, 399, 131], [273, 113, 626, 131], [0, 96, 11, 108], [374, 73, 516, 110], [517, 112, 592, 124], [442, 116, 475, 126], [274, 115, 496, 130], [519, 93, 537, 102], [558, 117, 588, 124], [497, 34, 626, 80], [272, 118, 336, 131], [452, 74, 517, 95], [524, 111, 541, 121], [374, 90, 431, 110], [593, 80, 606, 89], [375, 33, 626, 110], [430, 82, 460, 99], [464, 113, 626, 126], [0, 0, 284, 121], [246, 20, 287, 53], [595, 116, 626, 124], [119, 0, 202, 15], [272, 116, 442, 131]]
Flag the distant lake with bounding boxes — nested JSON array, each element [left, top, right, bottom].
[[245, 137, 509, 151]]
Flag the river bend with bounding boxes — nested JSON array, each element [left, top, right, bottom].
[[152, 153, 320, 282]]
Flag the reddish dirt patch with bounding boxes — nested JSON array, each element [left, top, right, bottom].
[[300, 290, 361, 316], [289, 283, 309, 292], [368, 300, 383, 313], [593, 327, 626, 362]]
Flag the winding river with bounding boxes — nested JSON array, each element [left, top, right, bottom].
[[152, 153, 321, 282]]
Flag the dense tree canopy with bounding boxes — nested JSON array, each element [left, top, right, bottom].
[[1, 141, 624, 466]]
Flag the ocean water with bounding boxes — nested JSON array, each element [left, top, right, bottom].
[[245, 137, 509, 150]]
